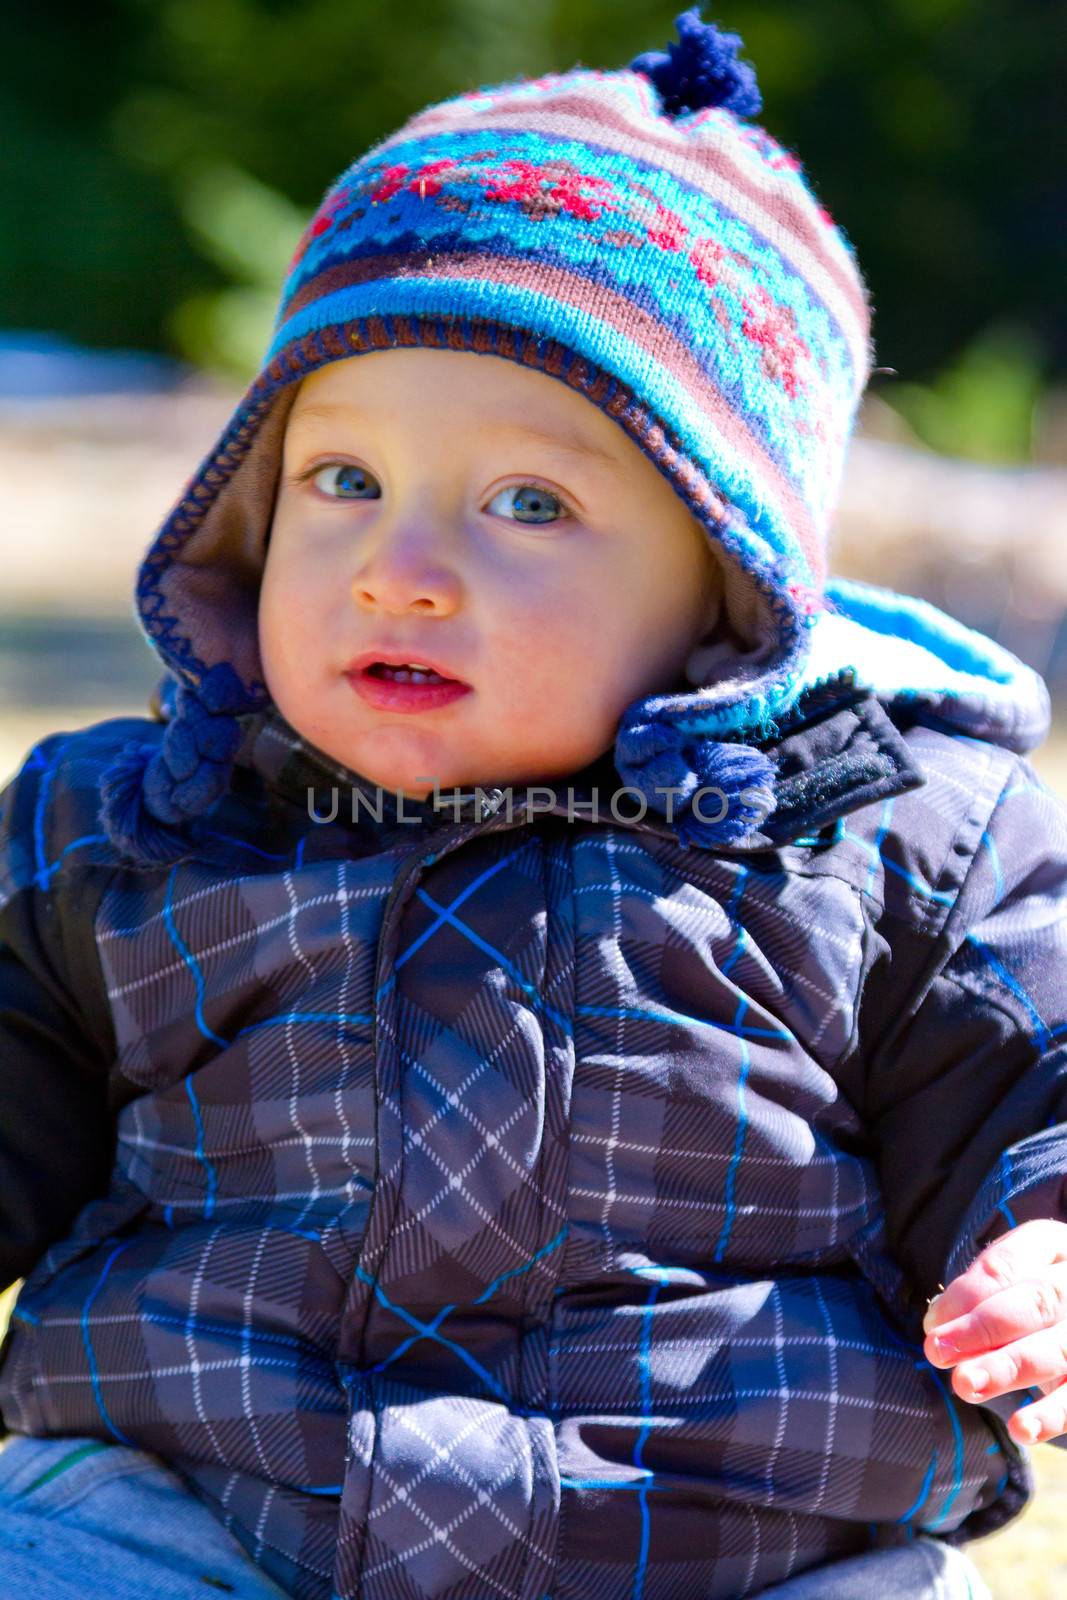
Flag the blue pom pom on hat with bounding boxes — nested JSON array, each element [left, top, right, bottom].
[[629, 7, 763, 119]]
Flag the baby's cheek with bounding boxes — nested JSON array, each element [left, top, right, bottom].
[[483, 604, 565, 689], [489, 650, 603, 763]]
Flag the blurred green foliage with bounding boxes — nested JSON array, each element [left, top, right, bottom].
[[2, 0, 1064, 459], [885, 318, 1047, 463]]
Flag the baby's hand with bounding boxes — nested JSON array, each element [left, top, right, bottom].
[[923, 1218, 1067, 1445]]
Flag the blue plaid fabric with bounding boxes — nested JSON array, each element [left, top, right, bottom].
[[2, 685, 1067, 1599]]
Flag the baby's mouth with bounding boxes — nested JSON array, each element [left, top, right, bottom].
[[365, 661, 456, 685], [345, 655, 473, 712]]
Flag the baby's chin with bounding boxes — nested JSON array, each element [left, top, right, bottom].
[[300, 701, 617, 799], [322, 740, 500, 802], [356, 754, 522, 801], [346, 750, 597, 804]]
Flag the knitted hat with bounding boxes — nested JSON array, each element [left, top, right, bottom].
[[101, 8, 874, 865]]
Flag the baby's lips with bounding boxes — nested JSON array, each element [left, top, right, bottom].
[[344, 649, 471, 686]]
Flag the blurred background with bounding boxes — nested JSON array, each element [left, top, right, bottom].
[[1, 3, 1065, 1589]]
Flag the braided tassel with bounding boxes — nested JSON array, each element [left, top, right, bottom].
[[616, 714, 776, 847], [98, 662, 249, 866]]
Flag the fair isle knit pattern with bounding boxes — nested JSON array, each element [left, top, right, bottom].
[[110, 15, 875, 866]]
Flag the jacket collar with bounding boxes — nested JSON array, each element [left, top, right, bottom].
[[225, 667, 927, 852], [728, 666, 928, 850]]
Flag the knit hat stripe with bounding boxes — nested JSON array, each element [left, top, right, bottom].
[[285, 180, 854, 420], [314, 122, 865, 401], [369, 88, 869, 377], [270, 267, 824, 583]]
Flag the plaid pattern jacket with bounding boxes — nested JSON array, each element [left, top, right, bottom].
[[1, 672, 1066, 1599]]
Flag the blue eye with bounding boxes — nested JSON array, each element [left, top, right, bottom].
[[486, 484, 568, 525], [312, 463, 381, 499]]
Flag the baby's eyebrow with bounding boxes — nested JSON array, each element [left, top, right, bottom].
[[288, 402, 618, 470], [488, 420, 619, 470]]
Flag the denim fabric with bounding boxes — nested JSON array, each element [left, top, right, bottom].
[[757, 1537, 994, 1598], [0, 1434, 290, 1599]]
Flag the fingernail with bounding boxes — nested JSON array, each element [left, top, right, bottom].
[[966, 1367, 989, 1393], [932, 1333, 959, 1361], [923, 1295, 944, 1333], [1017, 1412, 1041, 1442]]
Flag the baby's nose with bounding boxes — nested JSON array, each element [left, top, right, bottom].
[[350, 528, 462, 616], [352, 582, 447, 616]]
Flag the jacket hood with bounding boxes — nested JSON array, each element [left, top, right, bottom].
[[812, 575, 1050, 753]]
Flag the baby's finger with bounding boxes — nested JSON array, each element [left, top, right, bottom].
[[945, 1321, 1067, 1403], [923, 1219, 1067, 1332], [924, 1262, 1067, 1368], [1008, 1379, 1067, 1446]]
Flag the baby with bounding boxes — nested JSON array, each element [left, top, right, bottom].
[[2, 11, 1066, 1600]]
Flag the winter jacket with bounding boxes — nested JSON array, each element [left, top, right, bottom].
[[2, 579, 1067, 1600]]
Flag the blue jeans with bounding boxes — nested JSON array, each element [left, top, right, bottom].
[[758, 1536, 993, 1597], [0, 1433, 994, 1598], [0, 1434, 290, 1598]]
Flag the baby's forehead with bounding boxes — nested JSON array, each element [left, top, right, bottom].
[[284, 347, 624, 462]]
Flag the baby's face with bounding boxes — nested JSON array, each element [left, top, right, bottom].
[[259, 347, 720, 798]]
